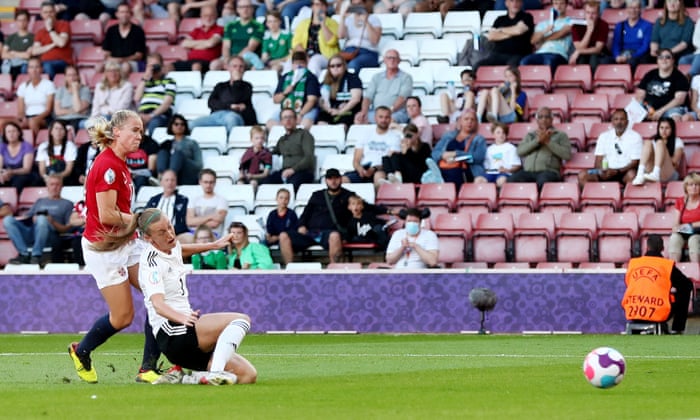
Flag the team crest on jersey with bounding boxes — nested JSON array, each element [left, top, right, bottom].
[[104, 168, 116, 184], [150, 271, 159, 285]]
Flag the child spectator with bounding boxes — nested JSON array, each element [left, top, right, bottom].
[[265, 188, 298, 246], [191, 224, 228, 269], [476, 122, 521, 187], [345, 194, 389, 250], [261, 11, 292, 73], [238, 125, 273, 190]]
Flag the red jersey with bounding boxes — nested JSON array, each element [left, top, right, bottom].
[[34, 20, 74, 64], [84, 147, 134, 242], [188, 25, 224, 62]]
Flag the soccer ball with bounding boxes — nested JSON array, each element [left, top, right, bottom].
[[582, 347, 626, 389]]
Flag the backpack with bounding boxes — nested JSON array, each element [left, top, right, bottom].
[[457, 32, 493, 68]]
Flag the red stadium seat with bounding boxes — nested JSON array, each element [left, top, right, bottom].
[[528, 93, 569, 121], [451, 261, 487, 269], [622, 182, 663, 215], [539, 182, 580, 215], [156, 44, 189, 64], [663, 181, 684, 210], [76, 46, 106, 70], [555, 212, 598, 263], [497, 182, 539, 216], [597, 212, 639, 264], [18, 187, 48, 213], [518, 65, 552, 92], [676, 121, 700, 146], [0, 187, 18, 214], [633, 63, 656, 86], [527, 8, 550, 26], [178, 17, 202, 39], [19, 0, 43, 16], [631, 121, 657, 140], [552, 65, 592, 92], [456, 182, 496, 214], [506, 121, 538, 144], [0, 240, 18, 266], [417, 182, 456, 211], [0, 100, 18, 120], [431, 123, 454, 145], [376, 183, 416, 208], [570, 93, 610, 122], [580, 181, 621, 214], [143, 18, 178, 45], [554, 121, 586, 151], [639, 212, 676, 254], [437, 236, 467, 266], [641, 8, 663, 25], [34, 129, 48, 147], [75, 129, 91, 146], [70, 19, 104, 45], [0, 74, 13, 100], [536, 261, 573, 270], [474, 65, 508, 90], [493, 262, 531, 269], [578, 262, 616, 269], [472, 213, 514, 263], [513, 212, 555, 263], [610, 93, 635, 112], [562, 151, 595, 181], [593, 64, 632, 93], [601, 8, 628, 27]]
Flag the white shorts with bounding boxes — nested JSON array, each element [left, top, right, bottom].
[[82, 237, 145, 290]]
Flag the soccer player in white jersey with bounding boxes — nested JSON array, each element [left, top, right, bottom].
[[138, 208, 258, 385]]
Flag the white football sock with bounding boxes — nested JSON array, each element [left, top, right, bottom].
[[652, 166, 661, 178], [210, 318, 250, 372]]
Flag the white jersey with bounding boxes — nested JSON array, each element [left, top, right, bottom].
[[139, 241, 192, 337]]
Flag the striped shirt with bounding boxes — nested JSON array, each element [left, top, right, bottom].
[[138, 77, 176, 114]]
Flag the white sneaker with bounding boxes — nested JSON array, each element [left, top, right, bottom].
[[152, 366, 184, 384], [182, 371, 208, 385], [395, 173, 403, 183], [632, 176, 645, 186], [201, 371, 238, 386], [643, 173, 660, 182]]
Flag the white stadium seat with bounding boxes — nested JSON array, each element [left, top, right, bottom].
[[166, 70, 202, 99], [442, 11, 481, 38], [403, 12, 442, 39], [375, 13, 404, 40]]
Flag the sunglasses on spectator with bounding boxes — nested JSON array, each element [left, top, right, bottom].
[[658, 54, 673, 60], [329, 63, 343, 68]]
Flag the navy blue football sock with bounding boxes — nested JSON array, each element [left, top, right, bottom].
[[77, 313, 118, 356], [140, 318, 161, 371]]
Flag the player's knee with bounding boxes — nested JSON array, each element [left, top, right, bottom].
[[238, 366, 257, 384], [111, 310, 134, 330]]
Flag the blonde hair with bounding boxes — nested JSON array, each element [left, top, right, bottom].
[[683, 173, 700, 195], [100, 60, 125, 90], [250, 125, 267, 140], [86, 110, 140, 149]]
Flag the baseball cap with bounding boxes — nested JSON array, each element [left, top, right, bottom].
[[325, 168, 342, 178]]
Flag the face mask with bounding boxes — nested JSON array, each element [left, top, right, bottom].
[[405, 221, 420, 236]]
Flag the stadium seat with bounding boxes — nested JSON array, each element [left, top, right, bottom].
[[76, 46, 106, 70], [432, 65, 470, 93], [343, 183, 376, 204], [472, 213, 514, 263], [417, 182, 456, 212], [0, 240, 18, 266], [555, 212, 598, 263], [134, 186, 162, 210], [663, 181, 684, 210], [0, 187, 18, 214], [374, 12, 404, 39], [70, 19, 104, 45], [285, 262, 323, 270], [562, 152, 595, 182], [229, 214, 267, 242], [215, 184, 255, 215], [380, 39, 419, 66], [226, 126, 253, 152], [552, 65, 592, 93], [376, 183, 416, 208], [432, 123, 455, 145], [506, 121, 538, 145], [578, 262, 616, 270], [403, 65, 434, 95], [597, 212, 639, 264], [166, 70, 202, 99], [35, 129, 48, 146], [474, 65, 508, 90], [527, 93, 569, 121], [554, 122, 587, 152], [0, 100, 18, 120], [633, 63, 656, 86], [641, 8, 663, 25], [593, 64, 632, 93], [570, 93, 610, 122], [345, 124, 376, 152], [157, 45, 188, 65], [580, 182, 621, 215], [477, 122, 495, 143], [203, 155, 237, 184], [61, 186, 84, 204], [420, 94, 443, 118], [497, 182, 539, 216], [403, 12, 442, 39], [143, 18, 178, 44], [242, 70, 279, 97], [493, 262, 531, 269], [357, 66, 383, 91], [518, 65, 552, 92], [175, 97, 209, 120], [513, 212, 555, 263], [639, 212, 675, 254], [536, 261, 573, 270], [252, 94, 278, 123], [19, 0, 42, 16], [527, 8, 550, 26], [676, 121, 700, 146], [418, 38, 458, 65], [621, 182, 663, 215], [481, 10, 507, 32], [451, 261, 488, 269], [320, 154, 355, 178], [18, 187, 48, 213], [437, 235, 467, 266], [309, 124, 346, 152], [294, 183, 326, 215], [326, 262, 363, 269], [631, 121, 657, 140], [601, 7, 628, 27], [456, 182, 497, 214], [539, 182, 580, 215], [151, 126, 169, 144], [177, 17, 202, 39], [190, 126, 227, 155], [202, 70, 230, 97], [0, 74, 12, 100], [442, 10, 480, 38]]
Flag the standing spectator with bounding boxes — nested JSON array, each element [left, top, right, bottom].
[[134, 53, 176, 136], [125, 132, 159, 193], [1, 9, 33, 80], [145, 169, 190, 242], [261, 11, 292, 73], [611, 0, 653, 71], [337, 0, 381, 73], [0, 121, 36, 194], [156, 114, 203, 186], [53, 64, 91, 132], [173, 5, 224, 73], [13, 57, 55, 139], [632, 117, 684, 185], [382, 123, 431, 184], [289, 0, 339, 77], [385, 207, 439, 269], [32, 1, 73, 79], [262, 108, 316, 191], [477, 0, 535, 68], [265, 187, 298, 247], [439, 69, 476, 124], [221, 0, 265, 70], [405, 96, 433, 146], [189, 56, 257, 134], [649, 0, 694, 60], [569, 1, 612, 73], [191, 224, 228, 269], [4, 174, 73, 265], [186, 168, 228, 237], [432, 109, 487, 189], [635, 48, 689, 122], [227, 221, 275, 270], [519, 0, 572, 73], [475, 66, 527, 124], [345, 193, 389, 250], [90, 59, 134, 120], [355, 49, 413, 124], [36, 120, 77, 185], [269, 51, 320, 130], [317, 54, 363, 127], [238, 126, 272, 190], [578, 109, 642, 188], [100, 3, 147, 76], [476, 122, 521, 187], [508, 106, 572, 189]]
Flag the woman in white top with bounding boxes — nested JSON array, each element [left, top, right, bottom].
[[337, 0, 381, 73], [35, 120, 77, 184], [633, 116, 685, 185], [90, 59, 134, 119], [15, 57, 55, 139]]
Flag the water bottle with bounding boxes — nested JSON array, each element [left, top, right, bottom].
[[321, 84, 330, 106], [602, 157, 608, 170], [447, 81, 456, 100]]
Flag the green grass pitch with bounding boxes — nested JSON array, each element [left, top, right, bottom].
[[0, 333, 699, 420]]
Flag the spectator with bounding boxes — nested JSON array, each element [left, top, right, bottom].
[[382, 123, 430, 184], [0, 121, 36, 193], [179, 0, 219, 19], [317, 54, 363, 127], [134, 52, 176, 136], [635, 48, 689, 122], [578, 109, 642, 188], [508, 106, 572, 189], [265, 187, 298, 247], [67, 199, 86, 266], [519, 0, 573, 73], [53, 64, 91, 132], [227, 221, 275, 269], [475, 66, 527, 124], [1, 9, 33, 80], [650, 0, 694, 60], [14, 57, 55, 139], [221, 0, 265, 70], [132, 0, 171, 22], [476, 122, 521, 187], [337, 0, 381, 73], [67, 140, 99, 186], [36, 120, 77, 186], [373, 0, 415, 17], [345, 193, 389, 250], [218, 0, 237, 27], [494, 0, 541, 10], [269, 51, 320, 130], [145, 169, 191, 242], [173, 5, 224, 73], [611, 0, 653, 71], [261, 10, 292, 73], [191, 224, 228, 269], [569, 1, 612, 73], [100, 3, 147, 76], [90, 59, 134, 120], [680, 10, 700, 77], [126, 132, 159, 193], [438, 69, 476, 124], [289, 0, 339, 77], [261, 108, 316, 191], [0, 199, 11, 218], [4, 174, 73, 265], [185, 168, 228, 237], [385, 207, 439, 269], [238, 125, 272, 190], [632, 116, 684, 184], [477, 0, 535, 68], [256, 0, 312, 27], [405, 96, 433, 146], [683, 73, 700, 121], [32, 1, 73, 79], [355, 49, 413, 124], [669, 173, 700, 262], [344, 106, 401, 187], [156, 114, 203, 186], [190, 56, 257, 134], [431, 109, 487, 189]]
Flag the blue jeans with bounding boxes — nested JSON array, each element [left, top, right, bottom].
[[242, 51, 265, 70], [494, 0, 541, 9], [679, 53, 700, 77], [157, 148, 202, 185], [3, 215, 58, 257], [145, 112, 171, 136], [189, 110, 244, 135], [368, 108, 408, 124], [520, 53, 568, 74], [345, 48, 379, 74], [42, 60, 67, 80]]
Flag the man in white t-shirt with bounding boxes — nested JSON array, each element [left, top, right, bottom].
[[343, 106, 401, 188], [385, 208, 439, 269], [185, 168, 228, 238]]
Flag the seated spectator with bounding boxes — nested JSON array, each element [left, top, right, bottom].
[[385, 207, 439, 269], [635, 48, 689, 122], [185, 168, 228, 238], [569, 1, 612, 73], [227, 221, 275, 269], [683, 74, 700, 121], [178, 0, 219, 19], [100, 3, 147, 75], [238, 125, 272, 190], [0, 121, 36, 194], [1, 9, 33, 80], [189, 56, 257, 134], [508, 106, 572, 189], [191, 224, 228, 269], [431, 109, 487, 189], [156, 114, 203, 186], [680, 13, 700, 77], [439, 69, 476, 124], [649, 0, 694, 61], [612, 0, 652, 71], [134, 53, 176, 136], [632, 116, 684, 184], [317, 54, 363, 127], [475, 66, 527, 124], [265, 187, 298, 247], [67, 199, 86, 266], [289, 0, 339, 77], [173, 5, 224, 73], [269, 51, 320, 130], [67, 138, 99, 187], [476, 122, 521, 187], [405, 96, 433, 146], [343, 106, 401, 188], [221, 0, 265, 70], [218, 0, 237, 27], [145, 169, 191, 243], [373, 0, 415, 17], [578, 109, 642, 188], [494, 0, 541, 10], [90, 59, 134, 120], [4, 174, 73, 265], [477, 0, 535, 68], [355, 49, 412, 124], [53, 64, 91, 132], [519, 0, 572, 73], [256, 0, 311, 28], [32, 1, 73, 79], [337, 0, 381, 73], [127, 133, 159, 194], [14, 57, 55, 139], [669, 173, 700, 262], [382, 123, 431, 184], [261, 11, 291, 73], [132, 0, 171, 23], [345, 193, 389, 250], [36, 120, 77, 186]]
